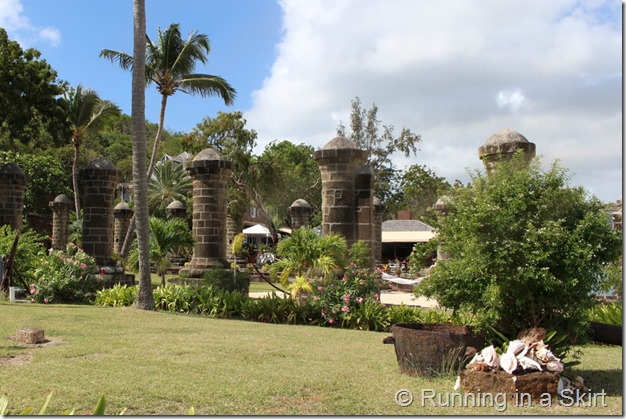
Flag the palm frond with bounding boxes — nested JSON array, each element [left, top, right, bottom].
[[179, 74, 236, 104], [99, 49, 134, 71], [170, 30, 210, 76]]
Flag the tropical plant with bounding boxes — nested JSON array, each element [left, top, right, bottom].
[[286, 275, 312, 302], [148, 159, 192, 214], [588, 301, 622, 326], [0, 225, 46, 290], [31, 243, 100, 304], [347, 240, 371, 268], [65, 84, 120, 215], [95, 283, 138, 307], [416, 152, 622, 343], [266, 227, 347, 286], [202, 268, 250, 293], [128, 216, 194, 287]]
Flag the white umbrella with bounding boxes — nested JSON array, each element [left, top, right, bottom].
[[242, 224, 270, 236]]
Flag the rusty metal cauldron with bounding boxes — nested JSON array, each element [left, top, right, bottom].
[[383, 323, 485, 377]]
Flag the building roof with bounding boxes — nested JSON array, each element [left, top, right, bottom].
[[381, 219, 435, 243]]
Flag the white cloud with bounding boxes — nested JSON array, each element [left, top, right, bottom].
[[0, 0, 61, 47], [497, 89, 529, 112]]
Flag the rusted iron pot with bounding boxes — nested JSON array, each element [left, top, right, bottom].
[[384, 323, 485, 377]]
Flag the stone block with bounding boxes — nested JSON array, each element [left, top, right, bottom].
[[15, 327, 46, 344], [459, 370, 559, 403]]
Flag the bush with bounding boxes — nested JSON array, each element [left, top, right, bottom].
[[202, 268, 250, 293], [0, 225, 46, 289], [95, 284, 138, 307], [417, 153, 622, 343], [309, 264, 385, 327], [31, 243, 100, 304]]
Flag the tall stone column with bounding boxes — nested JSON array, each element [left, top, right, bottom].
[[113, 202, 133, 256], [180, 148, 232, 278], [355, 165, 375, 268], [166, 200, 186, 218], [289, 199, 312, 229], [478, 128, 536, 173], [314, 136, 367, 247], [0, 163, 27, 231], [373, 196, 384, 265], [49, 194, 72, 250], [80, 158, 119, 267], [433, 196, 451, 262]]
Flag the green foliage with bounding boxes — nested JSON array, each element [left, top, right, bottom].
[[95, 284, 138, 307], [202, 268, 250, 293], [232, 233, 245, 256], [148, 159, 192, 214], [0, 225, 46, 288], [407, 240, 437, 275], [31, 243, 100, 304], [348, 240, 370, 268], [417, 153, 622, 344], [0, 151, 72, 215], [0, 28, 70, 151], [0, 392, 127, 415], [309, 264, 385, 327], [588, 301, 622, 326]]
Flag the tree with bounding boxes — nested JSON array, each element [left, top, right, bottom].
[[128, 216, 194, 287], [65, 85, 120, 215], [337, 97, 421, 205], [416, 153, 622, 343], [0, 28, 69, 151], [257, 141, 322, 227], [131, 0, 154, 310], [386, 164, 451, 221], [101, 22, 236, 257], [267, 227, 347, 287], [147, 160, 192, 215]]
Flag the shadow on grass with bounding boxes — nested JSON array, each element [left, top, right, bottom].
[[572, 369, 623, 397]]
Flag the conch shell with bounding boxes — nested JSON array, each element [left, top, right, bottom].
[[480, 345, 500, 368], [506, 339, 528, 358], [499, 352, 518, 374]]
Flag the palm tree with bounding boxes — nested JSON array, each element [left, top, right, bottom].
[[148, 160, 192, 214], [267, 227, 347, 287], [66, 85, 119, 215], [128, 216, 194, 287], [101, 23, 236, 259], [131, 0, 154, 310]]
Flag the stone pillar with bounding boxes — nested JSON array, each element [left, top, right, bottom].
[[225, 214, 238, 262], [373, 196, 384, 265], [166, 200, 186, 219], [433, 196, 451, 262], [355, 164, 375, 268], [180, 148, 232, 278], [49, 194, 72, 250], [80, 158, 119, 267], [113, 202, 133, 256], [289, 199, 312, 229], [314, 136, 368, 246], [478, 128, 536, 173], [0, 163, 27, 231]]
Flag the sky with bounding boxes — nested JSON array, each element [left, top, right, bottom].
[[1, 0, 622, 203]]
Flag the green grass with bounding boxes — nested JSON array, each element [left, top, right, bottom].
[[249, 280, 284, 293], [0, 302, 622, 415]]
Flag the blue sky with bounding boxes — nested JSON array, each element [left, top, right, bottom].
[[1, 0, 622, 203]]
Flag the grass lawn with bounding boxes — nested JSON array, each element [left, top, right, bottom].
[[0, 302, 622, 415]]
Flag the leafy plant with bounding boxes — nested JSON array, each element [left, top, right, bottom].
[[95, 284, 138, 307], [0, 225, 46, 289], [589, 301, 622, 326], [202, 268, 250, 293], [31, 243, 100, 304]]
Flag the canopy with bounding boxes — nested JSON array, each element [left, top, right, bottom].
[[242, 224, 270, 236]]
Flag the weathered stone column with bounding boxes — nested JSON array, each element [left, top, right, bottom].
[[478, 128, 536, 173], [355, 164, 375, 268], [289, 199, 312, 229], [180, 148, 232, 278], [433, 196, 451, 262], [314, 137, 368, 246], [0, 163, 27, 231], [373, 196, 384, 265], [166, 200, 186, 219], [80, 158, 119, 267], [113, 202, 133, 256], [49, 194, 72, 250], [225, 214, 238, 262]]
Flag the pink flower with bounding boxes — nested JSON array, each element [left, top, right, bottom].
[[44, 298, 49, 304], [31, 298, 35, 303], [328, 318, 334, 324], [343, 293, 351, 304], [341, 305, 350, 313], [359, 280, 365, 286], [100, 268, 106, 274], [317, 286, 324, 291], [374, 293, 379, 300], [313, 296, 319, 302], [357, 297, 364, 304], [80, 263, 87, 269]]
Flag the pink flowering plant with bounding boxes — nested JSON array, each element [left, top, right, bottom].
[[310, 264, 385, 327], [31, 243, 100, 304]]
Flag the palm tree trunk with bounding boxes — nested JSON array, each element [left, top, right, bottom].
[[118, 94, 168, 259], [132, 0, 154, 310], [72, 143, 81, 215]]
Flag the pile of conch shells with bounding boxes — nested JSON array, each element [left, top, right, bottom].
[[466, 339, 564, 375]]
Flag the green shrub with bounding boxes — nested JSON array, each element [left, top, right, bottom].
[[95, 284, 138, 307], [0, 225, 46, 289], [202, 268, 250, 293], [309, 264, 384, 327], [589, 301, 622, 326], [31, 243, 100, 304]]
